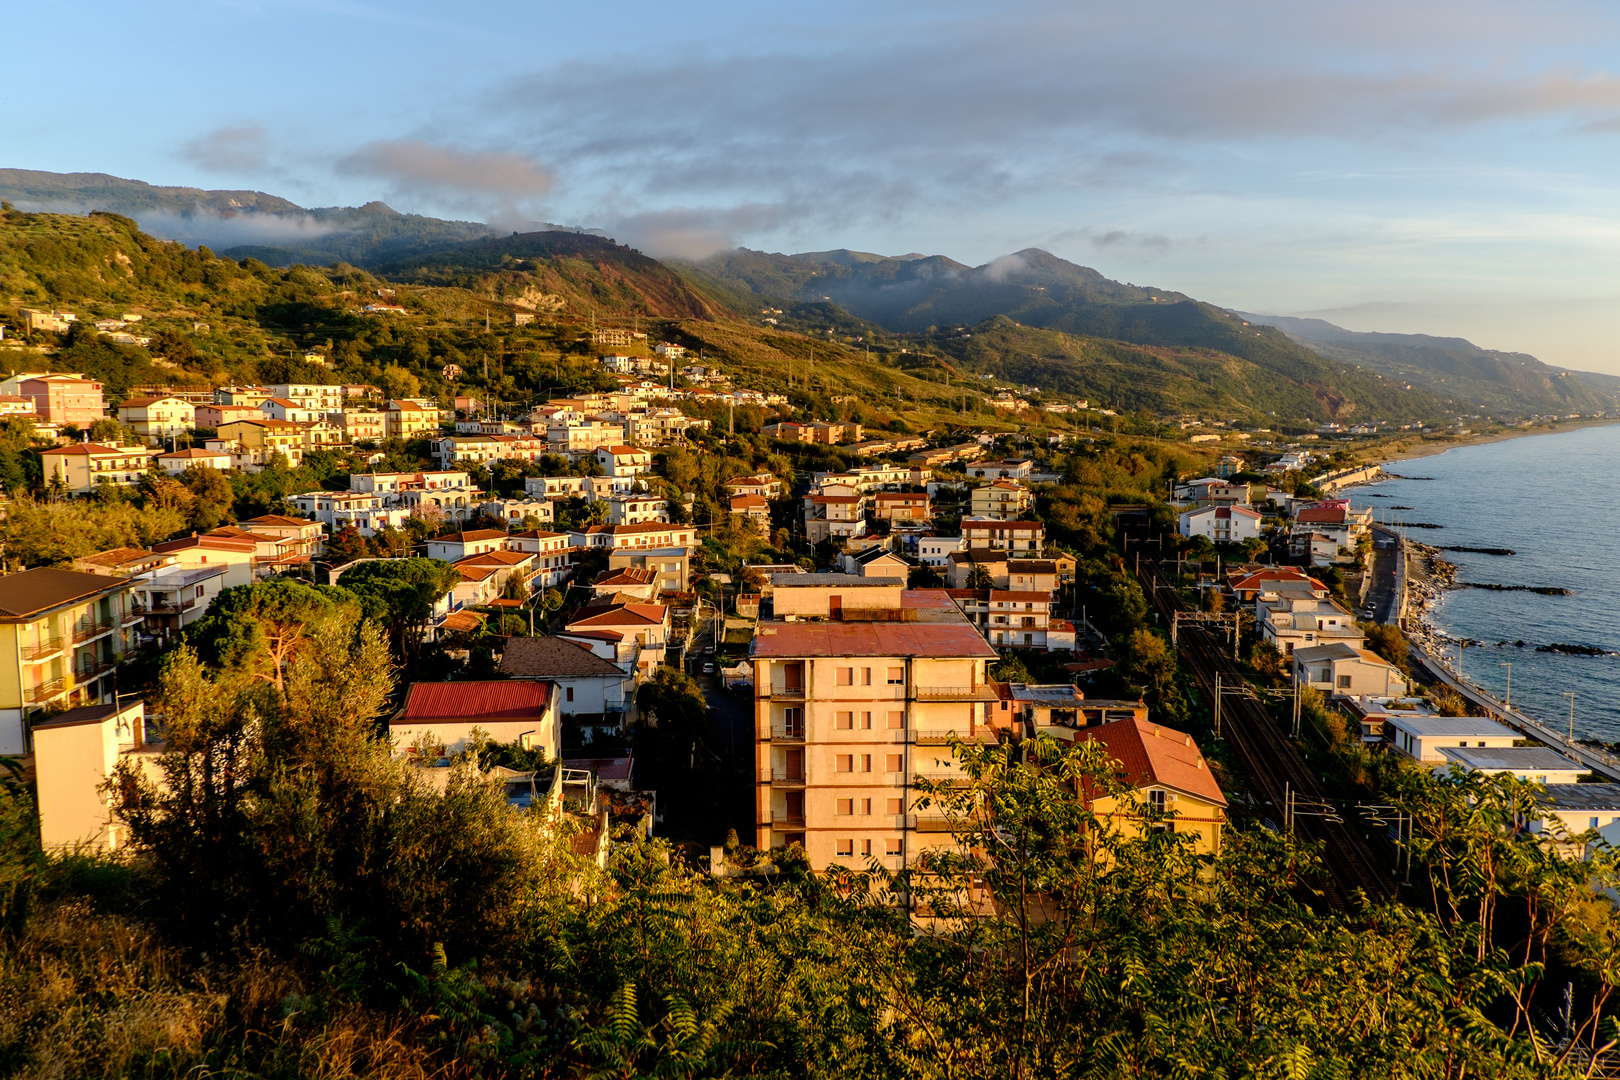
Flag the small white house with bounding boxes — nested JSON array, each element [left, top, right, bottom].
[[1437, 745, 1586, 785], [1292, 642, 1408, 697], [918, 535, 965, 567], [1179, 504, 1262, 544]]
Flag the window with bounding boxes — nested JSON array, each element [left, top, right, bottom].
[[1593, 817, 1601, 830], [836, 667, 854, 686], [837, 798, 854, 815], [566, 687, 574, 703], [836, 755, 854, 772], [887, 710, 905, 729], [861, 839, 873, 857], [836, 711, 854, 730], [886, 838, 904, 857], [887, 798, 904, 815], [861, 667, 873, 686], [861, 798, 872, 815], [886, 753, 904, 772], [860, 754, 872, 772], [1337, 675, 1352, 689], [836, 839, 854, 857], [861, 711, 872, 729], [1477, 741, 1486, 747], [1149, 790, 1168, 811]]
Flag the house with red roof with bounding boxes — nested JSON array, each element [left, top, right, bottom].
[[392, 679, 560, 761], [1076, 718, 1228, 856]]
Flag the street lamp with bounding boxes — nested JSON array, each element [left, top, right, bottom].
[[1499, 662, 1512, 710], [1563, 691, 1577, 743]]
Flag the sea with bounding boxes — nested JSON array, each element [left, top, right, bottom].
[[1344, 423, 1620, 744]]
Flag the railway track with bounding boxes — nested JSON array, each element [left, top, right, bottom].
[[1136, 557, 1394, 907]]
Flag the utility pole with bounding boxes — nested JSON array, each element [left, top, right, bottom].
[[1564, 691, 1577, 742], [1214, 673, 1222, 739], [1500, 662, 1512, 710]]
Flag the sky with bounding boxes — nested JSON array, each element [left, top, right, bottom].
[[9, 0, 1620, 371]]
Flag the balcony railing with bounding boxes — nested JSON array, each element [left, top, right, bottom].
[[25, 678, 66, 703], [910, 813, 958, 833], [76, 658, 118, 683], [71, 619, 116, 644], [145, 597, 200, 615], [770, 769, 806, 788], [763, 684, 806, 700], [911, 685, 997, 702], [20, 637, 65, 662], [770, 811, 806, 829], [769, 723, 806, 742]]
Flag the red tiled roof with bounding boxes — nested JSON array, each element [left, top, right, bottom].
[[594, 567, 658, 587], [989, 590, 1052, 602], [752, 621, 996, 659], [160, 447, 229, 460], [568, 603, 667, 628], [456, 550, 532, 567], [242, 514, 315, 527], [434, 529, 508, 543], [1075, 718, 1226, 807], [397, 679, 553, 723], [730, 494, 768, 508], [1297, 506, 1348, 523]]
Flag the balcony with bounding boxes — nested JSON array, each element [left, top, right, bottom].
[[763, 683, 806, 701], [769, 722, 806, 742], [71, 619, 116, 644], [76, 658, 118, 683], [20, 637, 65, 662], [911, 685, 997, 702], [25, 678, 66, 703], [910, 813, 959, 833], [144, 596, 200, 616], [770, 811, 806, 829], [771, 769, 807, 788]]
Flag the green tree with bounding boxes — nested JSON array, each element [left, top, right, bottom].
[[337, 557, 463, 661], [324, 523, 369, 565], [966, 563, 994, 590], [181, 465, 235, 530], [87, 418, 123, 444], [188, 579, 359, 690]]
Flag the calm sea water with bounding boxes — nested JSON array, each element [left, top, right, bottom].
[[1344, 424, 1620, 743]]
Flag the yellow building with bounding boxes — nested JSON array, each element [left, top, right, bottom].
[[115, 395, 196, 442], [32, 700, 160, 851], [40, 443, 159, 495], [0, 567, 140, 755], [1076, 718, 1227, 856], [751, 598, 999, 871], [215, 417, 306, 469], [385, 400, 439, 439]]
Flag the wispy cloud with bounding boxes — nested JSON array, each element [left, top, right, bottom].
[[182, 122, 273, 175], [335, 140, 555, 224]]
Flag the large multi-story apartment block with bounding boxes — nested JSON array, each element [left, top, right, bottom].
[[960, 517, 1045, 554], [385, 400, 441, 440], [3, 372, 105, 425], [266, 383, 346, 413], [750, 599, 998, 870], [0, 567, 142, 754]]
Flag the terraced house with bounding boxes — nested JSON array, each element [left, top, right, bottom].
[[0, 568, 141, 755]]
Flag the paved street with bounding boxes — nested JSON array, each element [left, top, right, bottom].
[[1365, 525, 1401, 624]]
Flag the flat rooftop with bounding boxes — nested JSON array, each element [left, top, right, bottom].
[[1538, 784, 1620, 812], [1438, 746, 1585, 773], [1387, 715, 1516, 739]]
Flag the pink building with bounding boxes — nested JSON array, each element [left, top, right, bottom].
[[18, 374, 103, 426]]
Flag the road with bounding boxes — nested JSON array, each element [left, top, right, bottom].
[[694, 672, 760, 846], [1364, 525, 1401, 625]]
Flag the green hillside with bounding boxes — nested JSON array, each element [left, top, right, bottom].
[[0, 169, 496, 267], [1239, 312, 1620, 416], [678, 247, 1445, 423]]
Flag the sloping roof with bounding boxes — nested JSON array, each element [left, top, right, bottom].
[[989, 590, 1052, 602], [160, 447, 229, 460], [41, 442, 139, 456], [730, 494, 769, 508], [242, 514, 316, 527], [0, 567, 127, 619], [752, 621, 996, 659], [568, 603, 668, 628], [433, 529, 508, 544], [501, 636, 628, 678], [119, 396, 189, 408], [593, 567, 659, 587], [439, 609, 487, 634], [152, 534, 258, 554], [456, 550, 532, 568], [76, 546, 153, 568], [1007, 559, 1058, 573], [1297, 505, 1349, 523], [397, 679, 552, 723], [1077, 718, 1227, 807], [854, 547, 906, 564], [509, 529, 568, 540]]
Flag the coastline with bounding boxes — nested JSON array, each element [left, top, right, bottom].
[[1369, 417, 1620, 468]]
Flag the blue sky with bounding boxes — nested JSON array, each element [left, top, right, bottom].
[[10, 0, 1620, 371]]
